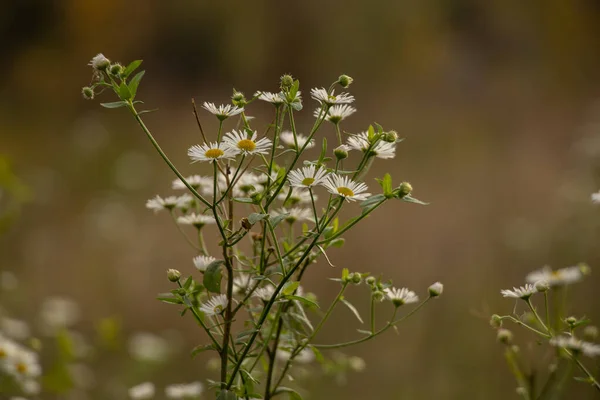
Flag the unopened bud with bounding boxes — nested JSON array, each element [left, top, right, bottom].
[[167, 269, 181, 282], [428, 282, 443, 298], [497, 328, 513, 345], [351, 273, 362, 285], [109, 63, 123, 76], [338, 74, 353, 88], [397, 182, 413, 198], [280, 74, 294, 90], [534, 280, 550, 292], [334, 145, 349, 160], [81, 86, 94, 100], [490, 314, 503, 328], [583, 326, 598, 341], [382, 130, 398, 143], [565, 316, 577, 326], [176, 288, 186, 296], [232, 90, 246, 107], [578, 263, 591, 276], [365, 276, 376, 286], [372, 290, 385, 302]]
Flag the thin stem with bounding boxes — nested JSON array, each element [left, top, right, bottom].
[[176, 281, 222, 353], [169, 210, 201, 251], [544, 291, 551, 336], [334, 123, 342, 146], [370, 294, 376, 333], [191, 98, 208, 143], [526, 299, 550, 335], [498, 316, 551, 338], [264, 314, 285, 400]]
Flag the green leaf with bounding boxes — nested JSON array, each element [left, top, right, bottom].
[[367, 124, 376, 140], [329, 238, 345, 247], [402, 195, 429, 205], [378, 173, 393, 197], [282, 281, 300, 296], [341, 298, 364, 324], [100, 101, 128, 109], [217, 390, 238, 400], [128, 70, 145, 98], [269, 213, 289, 228], [248, 213, 269, 225], [203, 260, 225, 293], [287, 295, 320, 309], [122, 59, 143, 78], [182, 276, 194, 290], [157, 293, 183, 305], [118, 82, 132, 101], [274, 387, 303, 400], [233, 197, 255, 204], [290, 100, 303, 111], [191, 344, 217, 357], [341, 268, 350, 281]]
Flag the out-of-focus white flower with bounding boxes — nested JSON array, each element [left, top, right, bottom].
[[279, 131, 315, 150], [1, 318, 31, 340], [176, 213, 216, 229], [591, 190, 600, 204], [3, 347, 42, 379], [323, 174, 370, 202], [193, 255, 216, 272], [165, 381, 204, 399], [172, 175, 212, 191], [550, 336, 600, 358], [271, 207, 314, 224], [233, 273, 252, 295], [128, 333, 170, 363], [316, 104, 356, 124], [40, 297, 80, 331], [276, 347, 315, 364], [199, 295, 228, 316], [253, 286, 276, 302], [201, 102, 244, 121], [348, 356, 366, 371], [347, 132, 396, 159], [146, 195, 191, 213], [501, 284, 536, 300], [526, 265, 586, 287], [256, 91, 285, 105], [129, 382, 155, 399], [310, 88, 354, 105]]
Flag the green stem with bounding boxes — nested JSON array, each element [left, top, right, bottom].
[[176, 281, 222, 352], [169, 210, 201, 251], [526, 299, 550, 335]]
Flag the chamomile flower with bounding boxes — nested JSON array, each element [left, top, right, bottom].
[[384, 287, 419, 306], [171, 175, 212, 191], [279, 131, 315, 150], [146, 195, 186, 212], [165, 381, 204, 399], [271, 207, 314, 224], [256, 91, 285, 105], [222, 130, 272, 156], [253, 285, 276, 302], [188, 142, 236, 163], [323, 174, 370, 202], [592, 190, 600, 204], [199, 295, 228, 316], [501, 284, 536, 300], [176, 213, 216, 229], [128, 382, 155, 399], [316, 104, 356, 124], [288, 165, 329, 189], [347, 132, 396, 159], [550, 336, 600, 357], [278, 187, 315, 205], [219, 172, 263, 198], [310, 88, 355, 105], [525, 265, 585, 287], [202, 102, 244, 121], [193, 255, 216, 272], [233, 273, 252, 295]]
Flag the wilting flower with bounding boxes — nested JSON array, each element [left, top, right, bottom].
[[525, 265, 586, 287], [279, 131, 315, 150], [347, 132, 396, 159], [316, 104, 356, 124], [129, 382, 155, 399], [202, 102, 244, 120], [193, 255, 216, 272], [288, 165, 329, 189], [199, 295, 228, 316], [188, 142, 237, 163], [384, 287, 419, 306], [501, 284, 536, 300], [323, 174, 370, 202], [88, 53, 110, 70], [177, 213, 216, 229], [222, 130, 272, 156], [310, 88, 355, 105]]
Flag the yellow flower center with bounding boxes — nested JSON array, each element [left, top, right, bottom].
[[214, 305, 223, 313], [301, 177, 315, 186], [237, 139, 256, 152], [205, 148, 224, 159], [16, 362, 27, 374], [336, 186, 354, 197]]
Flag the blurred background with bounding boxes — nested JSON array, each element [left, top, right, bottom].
[[2, 1, 600, 399]]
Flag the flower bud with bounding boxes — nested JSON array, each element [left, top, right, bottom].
[[176, 288, 186, 296], [490, 314, 503, 328], [109, 63, 124, 76], [167, 269, 181, 282], [382, 130, 398, 143], [280, 74, 294, 90], [81, 86, 94, 100], [534, 280, 550, 292], [89, 53, 110, 71], [578, 263, 591, 276], [338, 74, 354, 88], [351, 273, 362, 285], [565, 316, 577, 326], [497, 328, 513, 345], [232, 90, 247, 107], [583, 325, 598, 341], [365, 276, 376, 286], [334, 145, 349, 160], [428, 282, 443, 298], [372, 290, 385, 302], [397, 182, 413, 198]]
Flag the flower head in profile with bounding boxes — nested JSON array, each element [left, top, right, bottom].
[[193, 255, 216, 272], [384, 287, 419, 307], [199, 295, 228, 316], [525, 265, 586, 287], [172, 175, 212, 191], [271, 207, 314, 224], [323, 174, 370, 202], [501, 284, 536, 300], [222, 130, 272, 156], [277, 187, 315, 205], [256, 91, 285, 105], [311, 88, 355, 105], [591, 190, 600, 204], [146, 195, 188, 212], [188, 142, 237, 163], [202, 102, 244, 121], [177, 213, 215, 229], [233, 273, 252, 295], [279, 131, 315, 150], [288, 165, 329, 189], [253, 285, 276, 302], [347, 132, 396, 159], [316, 104, 356, 124], [129, 382, 155, 399]]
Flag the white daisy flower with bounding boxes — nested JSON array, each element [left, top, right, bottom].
[[278, 187, 315, 205], [501, 284, 537, 300], [233, 273, 252, 295], [199, 295, 228, 316], [525, 265, 585, 287], [146, 195, 185, 212], [202, 102, 244, 121], [256, 91, 285, 105], [347, 132, 396, 159], [129, 382, 155, 399], [384, 287, 419, 306], [188, 142, 237, 163], [550, 336, 600, 357], [222, 130, 272, 156], [253, 285, 276, 302], [88, 53, 110, 70], [271, 207, 314, 224], [316, 104, 356, 124], [1, 318, 30, 341], [288, 165, 329, 189], [310, 88, 355, 105], [0, 334, 20, 361], [4, 348, 41, 379], [177, 213, 216, 228], [279, 131, 315, 150], [165, 381, 204, 399], [193, 255, 216, 272], [323, 174, 370, 202], [219, 172, 263, 198], [40, 297, 80, 331], [128, 332, 170, 363], [172, 175, 212, 191], [276, 347, 315, 364], [592, 190, 600, 204]]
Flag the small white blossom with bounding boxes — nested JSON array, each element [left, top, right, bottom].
[[288, 165, 329, 189], [128, 332, 170, 363], [323, 174, 370, 202], [222, 130, 272, 156], [276, 347, 315, 364], [253, 285, 276, 302], [40, 297, 80, 331], [188, 142, 237, 163], [199, 295, 228, 316], [316, 104, 356, 124], [233, 273, 252, 295], [256, 91, 285, 105], [219, 172, 263, 198], [129, 382, 155, 399], [193, 255, 216, 272], [310, 88, 355, 105], [146, 195, 191, 212], [271, 207, 314, 224], [279, 131, 315, 150], [591, 190, 600, 204], [171, 175, 212, 191], [501, 284, 536, 300], [526, 265, 585, 287], [384, 287, 419, 306], [347, 132, 396, 159], [3, 348, 41, 379], [202, 102, 244, 120], [165, 381, 204, 399], [550, 336, 600, 358], [177, 213, 216, 228]]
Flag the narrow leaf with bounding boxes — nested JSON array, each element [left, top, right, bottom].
[[122, 60, 143, 78], [128, 70, 145, 98], [341, 298, 364, 324], [100, 101, 127, 109]]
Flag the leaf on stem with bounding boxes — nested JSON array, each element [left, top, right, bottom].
[[203, 260, 225, 294], [191, 344, 217, 358], [247, 213, 269, 225], [341, 298, 364, 324], [100, 101, 128, 109], [121, 60, 143, 78]]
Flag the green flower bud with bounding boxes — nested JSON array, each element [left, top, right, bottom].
[[578, 263, 591, 276], [338, 74, 354, 88], [372, 290, 385, 302], [167, 269, 181, 282], [351, 273, 362, 285], [176, 288, 186, 296], [583, 325, 598, 341], [81, 86, 94, 100], [428, 282, 443, 298], [490, 314, 503, 328], [280, 74, 294, 90], [497, 328, 513, 345], [397, 182, 413, 198], [334, 145, 349, 160], [534, 280, 550, 292], [365, 276, 376, 286], [109, 63, 124, 76], [565, 316, 577, 326], [232, 90, 247, 107], [382, 130, 398, 143]]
